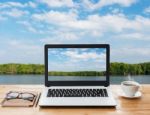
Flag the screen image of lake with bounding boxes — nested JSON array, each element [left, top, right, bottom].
[[48, 76, 106, 81], [0, 75, 150, 84]]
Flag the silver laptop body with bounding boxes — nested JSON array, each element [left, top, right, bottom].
[[39, 44, 116, 106]]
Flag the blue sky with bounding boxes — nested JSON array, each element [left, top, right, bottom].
[[0, 0, 150, 64], [48, 48, 106, 71]]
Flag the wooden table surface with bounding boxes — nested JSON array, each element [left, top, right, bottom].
[[0, 85, 150, 115]]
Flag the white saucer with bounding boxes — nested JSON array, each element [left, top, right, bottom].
[[120, 91, 142, 98]]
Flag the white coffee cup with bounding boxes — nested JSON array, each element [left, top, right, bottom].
[[121, 81, 140, 97]]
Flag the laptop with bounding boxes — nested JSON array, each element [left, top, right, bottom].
[[39, 44, 116, 106]]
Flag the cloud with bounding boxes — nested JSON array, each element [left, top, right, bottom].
[[144, 6, 150, 14], [32, 11, 141, 31], [63, 50, 106, 62], [0, 1, 37, 9], [32, 10, 77, 25], [48, 60, 105, 72], [40, 27, 82, 44], [31, 9, 150, 51], [111, 47, 150, 63], [0, 50, 5, 58], [0, 39, 43, 64], [32, 10, 150, 41], [0, 0, 149, 64], [111, 8, 122, 14], [0, 15, 7, 21], [0, 8, 29, 18], [0, 2, 25, 8], [48, 49, 106, 71], [0, 1, 36, 21], [17, 20, 52, 34], [40, 37, 63, 44], [28, 1, 37, 8], [8, 40, 41, 53], [31, 11, 109, 31], [17, 21, 37, 33], [54, 31, 79, 40], [39, 0, 74, 8], [82, 0, 137, 11], [115, 32, 150, 41], [40, 34, 79, 44]]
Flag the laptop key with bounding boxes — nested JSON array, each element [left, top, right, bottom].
[[47, 89, 108, 97]]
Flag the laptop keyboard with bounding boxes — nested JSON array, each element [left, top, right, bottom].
[[47, 89, 108, 97]]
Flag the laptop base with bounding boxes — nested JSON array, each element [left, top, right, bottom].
[[39, 86, 116, 107]]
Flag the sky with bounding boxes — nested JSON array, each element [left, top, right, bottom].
[[48, 48, 106, 71], [0, 0, 150, 64]]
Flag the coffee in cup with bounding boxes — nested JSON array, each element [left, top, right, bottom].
[[121, 81, 140, 97]]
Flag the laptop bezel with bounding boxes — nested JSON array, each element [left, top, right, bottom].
[[45, 44, 110, 87]]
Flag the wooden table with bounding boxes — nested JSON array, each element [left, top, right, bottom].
[[0, 85, 150, 115]]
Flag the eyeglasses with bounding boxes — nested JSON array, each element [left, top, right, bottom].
[[6, 91, 36, 102]]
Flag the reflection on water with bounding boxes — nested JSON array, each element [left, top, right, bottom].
[[48, 76, 106, 81], [0, 75, 150, 84]]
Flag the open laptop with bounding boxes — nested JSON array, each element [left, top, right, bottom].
[[39, 44, 116, 106]]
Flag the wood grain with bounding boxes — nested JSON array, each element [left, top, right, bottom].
[[0, 85, 150, 115]]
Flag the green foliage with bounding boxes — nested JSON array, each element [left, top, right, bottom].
[[110, 62, 150, 75], [0, 62, 149, 75], [48, 71, 105, 76], [0, 63, 44, 74]]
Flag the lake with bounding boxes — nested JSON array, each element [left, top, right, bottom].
[[0, 75, 150, 84]]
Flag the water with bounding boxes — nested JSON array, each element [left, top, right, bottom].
[[0, 75, 44, 84], [48, 76, 106, 81], [0, 75, 150, 84]]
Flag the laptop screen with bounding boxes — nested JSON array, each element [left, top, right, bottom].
[[48, 47, 106, 81]]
